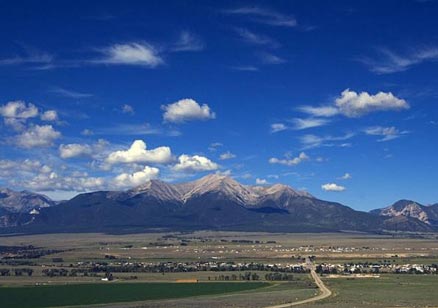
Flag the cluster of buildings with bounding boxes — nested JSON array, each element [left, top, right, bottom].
[[75, 260, 309, 274], [316, 262, 438, 274]]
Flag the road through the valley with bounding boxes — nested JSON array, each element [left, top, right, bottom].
[[264, 258, 332, 308]]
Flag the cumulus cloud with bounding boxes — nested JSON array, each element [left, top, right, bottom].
[[321, 183, 346, 192], [269, 152, 309, 166], [335, 89, 409, 117], [95, 42, 164, 67], [172, 154, 219, 173], [59, 143, 92, 159], [113, 166, 160, 188], [0, 100, 59, 131], [16, 125, 61, 148], [270, 123, 288, 133], [0, 100, 38, 119], [299, 89, 409, 118], [59, 139, 108, 159], [40, 110, 58, 121], [256, 178, 268, 185], [162, 98, 216, 123], [0, 159, 50, 178], [23, 172, 105, 192], [0, 158, 109, 193], [364, 126, 408, 142], [219, 151, 236, 160], [106, 140, 172, 164]]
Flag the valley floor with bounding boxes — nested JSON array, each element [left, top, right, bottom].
[[1, 231, 438, 307]]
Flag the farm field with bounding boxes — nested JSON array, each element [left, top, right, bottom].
[[0, 282, 268, 308]]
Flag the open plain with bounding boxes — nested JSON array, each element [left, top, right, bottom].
[[1, 231, 438, 307]]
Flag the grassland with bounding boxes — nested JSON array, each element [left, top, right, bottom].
[[300, 275, 438, 308]]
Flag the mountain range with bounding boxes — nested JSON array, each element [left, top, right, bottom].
[[0, 174, 436, 234]]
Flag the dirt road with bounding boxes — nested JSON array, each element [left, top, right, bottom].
[[264, 258, 332, 308]]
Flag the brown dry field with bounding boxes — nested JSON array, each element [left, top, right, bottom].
[[2, 231, 438, 264]]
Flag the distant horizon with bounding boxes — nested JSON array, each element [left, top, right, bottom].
[[1, 1, 438, 211]]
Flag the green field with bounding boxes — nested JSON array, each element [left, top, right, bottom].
[[301, 275, 438, 308], [0, 282, 269, 308]]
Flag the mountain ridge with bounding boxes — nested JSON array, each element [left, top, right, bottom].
[[371, 199, 438, 228], [0, 175, 436, 233]]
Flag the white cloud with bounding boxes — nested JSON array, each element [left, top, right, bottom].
[[225, 6, 297, 27], [335, 89, 409, 118], [172, 31, 204, 52], [49, 87, 93, 98], [24, 172, 105, 192], [0, 48, 53, 69], [16, 125, 61, 148], [259, 52, 286, 64], [338, 173, 352, 180], [290, 118, 330, 130], [219, 151, 236, 160], [162, 98, 216, 123], [3, 118, 26, 131], [208, 142, 223, 152], [321, 183, 346, 192], [59, 143, 92, 159], [81, 129, 94, 136], [121, 104, 135, 115], [0, 100, 39, 119], [172, 154, 219, 173], [256, 178, 268, 185], [106, 140, 172, 164], [298, 89, 409, 118], [96, 42, 164, 67], [0, 159, 49, 177], [40, 110, 58, 121], [0, 158, 108, 193], [113, 166, 160, 188], [359, 47, 438, 74], [298, 105, 339, 117], [300, 133, 355, 149], [270, 123, 288, 133], [232, 65, 259, 72], [235, 28, 278, 46], [59, 139, 108, 159], [97, 123, 162, 136], [269, 152, 309, 166], [364, 126, 408, 142]]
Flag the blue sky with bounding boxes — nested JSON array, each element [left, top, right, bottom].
[[1, 0, 438, 210]]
